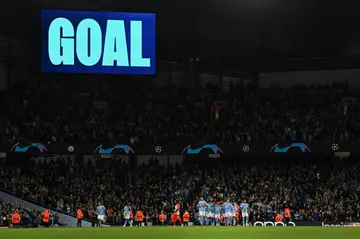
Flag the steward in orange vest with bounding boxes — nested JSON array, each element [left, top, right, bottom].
[[159, 213, 166, 226], [41, 209, 51, 227], [106, 209, 114, 224], [284, 208, 291, 225], [77, 207, 84, 227], [11, 211, 21, 227], [183, 211, 190, 226], [275, 213, 283, 223], [135, 210, 145, 226]]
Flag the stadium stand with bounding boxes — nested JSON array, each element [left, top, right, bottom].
[[1, 149, 360, 225], [2, 80, 359, 146], [1, 81, 209, 145], [1, 80, 360, 226]]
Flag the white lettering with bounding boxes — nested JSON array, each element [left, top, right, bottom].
[[254, 221, 296, 226], [322, 222, 358, 227], [48, 18, 149, 67]]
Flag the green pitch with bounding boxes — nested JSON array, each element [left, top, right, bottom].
[[0, 227, 358, 239]]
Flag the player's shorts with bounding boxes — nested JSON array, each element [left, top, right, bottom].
[[199, 211, 206, 217], [125, 214, 130, 220], [242, 212, 249, 218], [214, 214, 220, 219], [225, 212, 233, 217], [97, 215, 105, 221], [207, 212, 214, 218]]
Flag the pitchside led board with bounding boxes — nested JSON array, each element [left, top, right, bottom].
[[41, 10, 156, 75]]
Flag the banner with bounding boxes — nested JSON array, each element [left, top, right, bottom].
[[252, 221, 360, 227], [1, 141, 357, 155], [41, 10, 156, 75], [343, 222, 360, 227], [322, 222, 360, 227]]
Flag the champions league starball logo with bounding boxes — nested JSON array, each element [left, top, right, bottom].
[[68, 146, 74, 152], [242, 145, 250, 152], [154, 146, 162, 153]]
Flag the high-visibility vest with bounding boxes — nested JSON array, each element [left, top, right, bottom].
[[136, 211, 144, 221], [77, 209, 84, 219], [284, 209, 291, 218], [159, 214, 166, 222], [42, 210, 50, 223], [183, 212, 190, 222], [107, 209, 113, 216], [11, 213, 21, 224]]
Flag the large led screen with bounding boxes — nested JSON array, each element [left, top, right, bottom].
[[41, 10, 155, 74]]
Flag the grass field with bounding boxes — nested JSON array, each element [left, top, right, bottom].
[[0, 227, 359, 239]]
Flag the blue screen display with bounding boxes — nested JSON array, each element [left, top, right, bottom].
[[41, 10, 156, 75]]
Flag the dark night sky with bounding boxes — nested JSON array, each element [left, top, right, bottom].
[[1, 0, 359, 71]]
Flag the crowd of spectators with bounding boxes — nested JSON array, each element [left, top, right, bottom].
[[0, 155, 200, 225], [1, 155, 360, 225], [1, 79, 360, 226], [211, 82, 360, 144], [1, 81, 209, 145], [1, 80, 359, 148], [200, 159, 360, 223], [0, 118, 19, 143]]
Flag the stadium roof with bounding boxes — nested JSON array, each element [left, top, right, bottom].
[[1, 0, 359, 72]]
